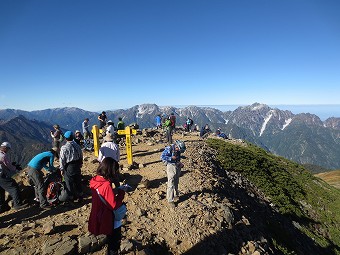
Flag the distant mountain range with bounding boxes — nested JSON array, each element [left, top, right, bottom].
[[1, 103, 340, 170]]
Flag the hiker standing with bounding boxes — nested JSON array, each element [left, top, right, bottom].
[[27, 148, 59, 210], [98, 111, 107, 130], [163, 117, 173, 144], [59, 131, 83, 203], [186, 117, 193, 132], [0, 142, 27, 212], [82, 118, 90, 140], [117, 117, 125, 131], [88, 157, 126, 255], [98, 133, 120, 163], [161, 113, 167, 127], [160, 140, 186, 208], [116, 117, 125, 142], [50, 124, 63, 151], [169, 112, 176, 130], [155, 114, 161, 129]]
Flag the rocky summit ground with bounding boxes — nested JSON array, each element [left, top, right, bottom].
[[0, 129, 274, 255]]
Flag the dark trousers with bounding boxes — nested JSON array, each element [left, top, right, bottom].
[[27, 166, 48, 207], [166, 127, 173, 144], [64, 161, 82, 200], [107, 227, 121, 255], [0, 176, 21, 208]]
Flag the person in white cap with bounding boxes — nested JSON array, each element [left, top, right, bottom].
[[0, 142, 27, 212], [98, 133, 120, 163], [74, 130, 84, 147], [106, 120, 116, 136]]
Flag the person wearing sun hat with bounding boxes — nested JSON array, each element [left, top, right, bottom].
[[160, 140, 186, 208], [0, 142, 27, 212], [50, 124, 63, 151], [98, 133, 120, 163], [74, 130, 84, 147], [59, 131, 83, 204]]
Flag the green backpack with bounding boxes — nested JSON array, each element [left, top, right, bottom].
[[164, 119, 171, 127]]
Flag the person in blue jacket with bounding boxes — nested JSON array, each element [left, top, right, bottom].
[[160, 140, 186, 208], [27, 147, 59, 210]]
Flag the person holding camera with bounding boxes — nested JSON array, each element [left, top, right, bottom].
[[50, 124, 63, 151], [0, 142, 27, 213], [160, 140, 186, 208]]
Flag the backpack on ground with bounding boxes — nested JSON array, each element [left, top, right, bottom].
[[46, 181, 62, 204], [46, 180, 68, 204], [45, 170, 67, 205]]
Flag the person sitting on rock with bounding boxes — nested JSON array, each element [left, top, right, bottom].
[[215, 129, 228, 139], [200, 124, 211, 138], [74, 130, 84, 147]]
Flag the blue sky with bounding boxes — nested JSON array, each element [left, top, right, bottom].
[[1, 0, 339, 112]]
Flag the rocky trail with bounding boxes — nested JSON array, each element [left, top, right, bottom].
[[0, 129, 275, 255]]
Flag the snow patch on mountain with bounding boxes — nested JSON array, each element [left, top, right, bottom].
[[282, 118, 292, 130], [251, 103, 266, 111], [136, 104, 157, 118], [260, 110, 274, 136]]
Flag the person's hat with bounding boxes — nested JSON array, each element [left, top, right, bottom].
[[175, 140, 186, 153], [85, 118, 89, 121], [64, 131, 73, 140], [107, 120, 114, 124], [102, 111, 106, 114], [51, 147, 58, 152], [75, 130, 81, 134], [0, 142, 11, 149], [53, 124, 60, 129], [104, 133, 114, 142]]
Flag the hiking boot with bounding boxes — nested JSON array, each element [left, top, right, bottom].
[[169, 202, 176, 208], [13, 203, 29, 211], [77, 197, 84, 204], [0, 205, 11, 214], [62, 201, 75, 208], [40, 204, 53, 211]]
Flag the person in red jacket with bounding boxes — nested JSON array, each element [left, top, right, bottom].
[[88, 157, 125, 255]]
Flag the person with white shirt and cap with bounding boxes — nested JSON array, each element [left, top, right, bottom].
[[0, 142, 27, 212]]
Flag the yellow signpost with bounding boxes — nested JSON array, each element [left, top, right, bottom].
[[118, 126, 137, 165], [92, 125, 100, 157]]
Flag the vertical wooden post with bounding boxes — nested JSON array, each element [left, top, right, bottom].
[[118, 126, 137, 165], [92, 125, 100, 157]]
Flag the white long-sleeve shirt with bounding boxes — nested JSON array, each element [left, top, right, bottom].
[[98, 141, 120, 163]]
